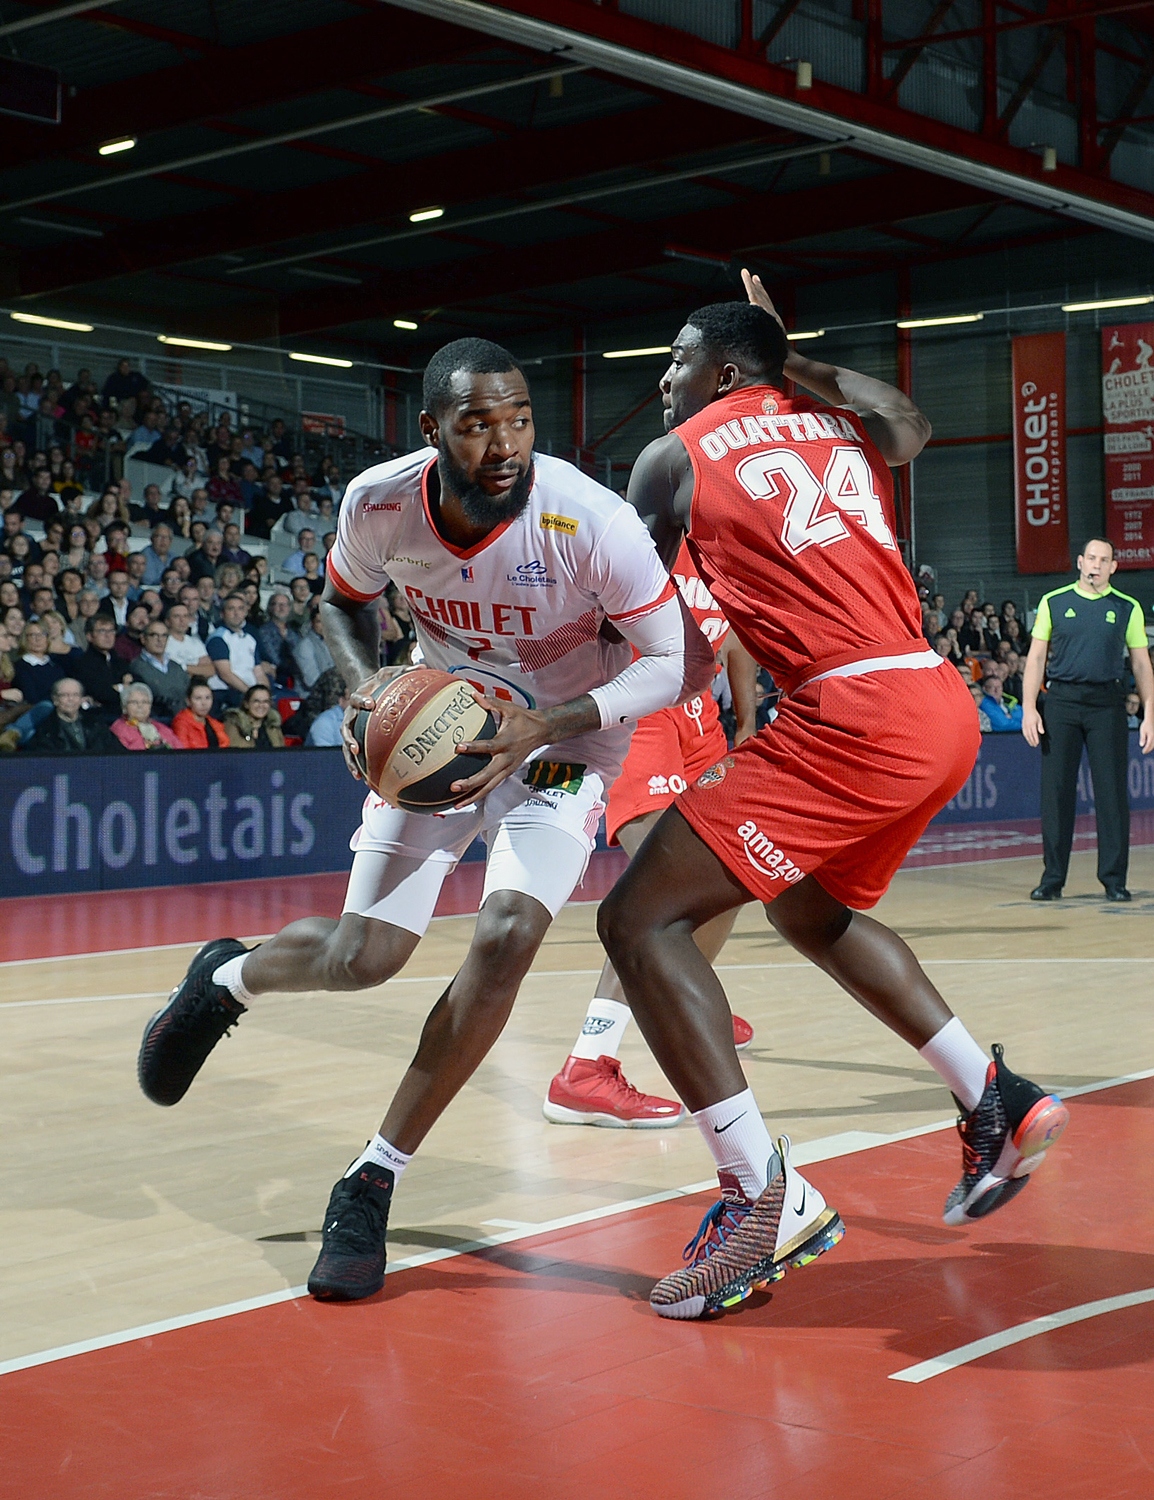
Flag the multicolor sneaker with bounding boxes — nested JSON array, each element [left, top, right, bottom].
[[543, 1054, 685, 1128], [732, 1014, 754, 1050], [943, 1043, 1069, 1226], [308, 1162, 394, 1301], [649, 1136, 845, 1320], [137, 938, 248, 1106]]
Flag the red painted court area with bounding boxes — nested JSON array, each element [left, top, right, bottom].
[[4, 1079, 1152, 1500]]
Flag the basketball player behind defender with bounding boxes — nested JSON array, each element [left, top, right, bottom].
[[543, 541, 760, 1127], [139, 338, 714, 1303], [598, 279, 1069, 1320]]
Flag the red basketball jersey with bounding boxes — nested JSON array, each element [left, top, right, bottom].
[[672, 538, 729, 652], [676, 385, 923, 687]]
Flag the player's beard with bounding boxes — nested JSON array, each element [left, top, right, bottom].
[[437, 443, 534, 528]]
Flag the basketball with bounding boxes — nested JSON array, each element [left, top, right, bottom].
[[351, 668, 498, 812]]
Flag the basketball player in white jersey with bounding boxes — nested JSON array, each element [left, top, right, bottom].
[[138, 338, 714, 1303]]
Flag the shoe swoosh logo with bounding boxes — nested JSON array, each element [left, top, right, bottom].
[[794, 1186, 806, 1217], [713, 1112, 747, 1134]]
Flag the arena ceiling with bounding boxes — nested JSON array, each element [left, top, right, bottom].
[[1, 0, 1153, 365]]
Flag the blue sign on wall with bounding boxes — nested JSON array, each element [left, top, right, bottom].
[[4, 734, 1154, 899], [0, 750, 368, 898]]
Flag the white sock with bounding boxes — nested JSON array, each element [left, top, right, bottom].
[[343, 1134, 412, 1180], [570, 997, 631, 1060], [693, 1089, 781, 1201], [212, 953, 255, 1004], [919, 1017, 990, 1112]]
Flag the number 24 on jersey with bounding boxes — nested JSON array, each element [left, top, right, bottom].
[[735, 445, 896, 557]]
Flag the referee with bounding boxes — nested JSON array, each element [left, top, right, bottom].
[[1022, 537, 1154, 901]]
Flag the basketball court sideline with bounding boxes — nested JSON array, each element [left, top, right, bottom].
[[2, 843, 1153, 1496]]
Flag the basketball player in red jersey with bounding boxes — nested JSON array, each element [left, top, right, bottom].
[[544, 548, 760, 1127], [599, 278, 1070, 1319]]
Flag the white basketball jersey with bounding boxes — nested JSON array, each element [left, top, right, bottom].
[[327, 449, 675, 779]]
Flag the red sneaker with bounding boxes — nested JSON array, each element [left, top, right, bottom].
[[733, 1014, 754, 1050], [543, 1055, 685, 1128]]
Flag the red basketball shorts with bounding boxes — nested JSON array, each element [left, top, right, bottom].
[[677, 657, 979, 908], [606, 692, 728, 845]]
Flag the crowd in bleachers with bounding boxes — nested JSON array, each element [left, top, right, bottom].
[[918, 587, 1032, 733], [0, 352, 418, 755]]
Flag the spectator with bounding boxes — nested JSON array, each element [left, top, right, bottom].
[[112, 683, 182, 750], [13, 621, 68, 703], [0, 617, 25, 727], [967, 678, 992, 732], [220, 522, 251, 569], [131, 483, 169, 529], [207, 456, 243, 509], [131, 619, 190, 719], [250, 472, 290, 538], [206, 591, 270, 704], [224, 682, 284, 749], [128, 408, 162, 451], [75, 588, 103, 629], [1003, 650, 1024, 703], [14, 468, 60, 523], [1127, 690, 1143, 729], [158, 567, 184, 610], [114, 603, 150, 663], [1003, 616, 1029, 652], [162, 602, 214, 677], [172, 681, 230, 749], [255, 590, 294, 681], [192, 574, 220, 636], [85, 553, 110, 597], [168, 493, 194, 538], [269, 417, 291, 461], [144, 425, 187, 469], [282, 528, 317, 579], [53, 458, 84, 506], [39, 609, 82, 659], [301, 551, 325, 595], [305, 682, 348, 746], [62, 523, 89, 572], [24, 394, 65, 455], [958, 607, 994, 656], [102, 357, 148, 407], [291, 602, 335, 689], [99, 570, 133, 626], [287, 575, 313, 632], [25, 677, 120, 754], [75, 614, 132, 715], [187, 529, 224, 582], [979, 673, 1022, 732], [237, 460, 262, 510], [283, 488, 318, 539], [140, 523, 175, 586]]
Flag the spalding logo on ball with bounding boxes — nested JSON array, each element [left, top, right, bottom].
[[351, 667, 497, 812]]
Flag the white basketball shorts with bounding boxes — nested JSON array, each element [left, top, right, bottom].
[[342, 760, 607, 936]]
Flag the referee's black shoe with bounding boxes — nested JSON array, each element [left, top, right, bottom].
[[308, 1163, 394, 1301], [138, 937, 248, 1105], [1029, 885, 1062, 901], [1104, 886, 1132, 902]]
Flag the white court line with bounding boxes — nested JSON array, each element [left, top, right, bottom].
[[6, 957, 1154, 1013], [4, 1067, 1152, 1382], [889, 1288, 1154, 1383]]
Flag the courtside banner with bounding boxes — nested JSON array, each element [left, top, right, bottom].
[[1101, 321, 1154, 569], [1012, 332, 1069, 574]]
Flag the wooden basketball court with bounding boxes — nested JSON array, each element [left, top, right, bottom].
[[3, 838, 1153, 1497]]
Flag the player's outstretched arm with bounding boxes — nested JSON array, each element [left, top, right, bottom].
[[741, 269, 931, 467], [625, 433, 694, 569]]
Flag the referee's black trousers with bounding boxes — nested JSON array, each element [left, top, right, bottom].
[[1039, 681, 1130, 890]]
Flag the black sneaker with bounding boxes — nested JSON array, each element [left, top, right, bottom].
[[308, 1163, 394, 1301], [943, 1043, 1069, 1225], [1029, 885, 1062, 901], [138, 938, 248, 1106], [1104, 886, 1132, 902]]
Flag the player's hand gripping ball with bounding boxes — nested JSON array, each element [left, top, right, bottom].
[[348, 668, 497, 812]]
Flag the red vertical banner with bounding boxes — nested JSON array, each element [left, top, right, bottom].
[[1012, 331, 1069, 574], [1101, 321, 1154, 569]]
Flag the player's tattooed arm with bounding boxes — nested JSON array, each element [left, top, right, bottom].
[[625, 434, 693, 569], [741, 269, 932, 467], [320, 576, 395, 779]]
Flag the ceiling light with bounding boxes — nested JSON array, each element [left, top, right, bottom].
[[787, 329, 825, 341], [18, 216, 104, 239], [602, 345, 672, 360], [98, 137, 136, 156], [896, 313, 984, 329], [393, 319, 419, 331], [408, 206, 444, 223], [157, 335, 233, 352], [1061, 294, 1154, 313], [289, 267, 362, 286], [289, 351, 354, 368], [10, 311, 94, 332]]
